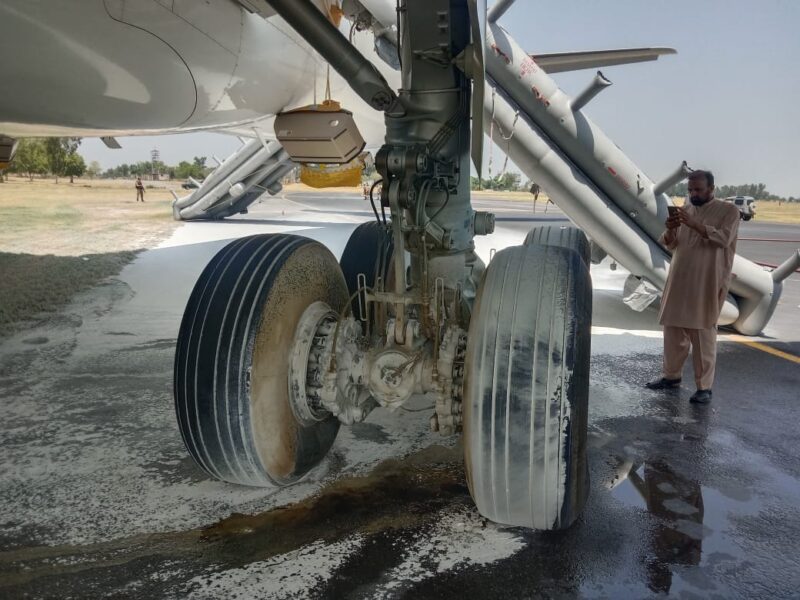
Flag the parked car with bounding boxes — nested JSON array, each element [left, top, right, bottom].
[[724, 196, 756, 221], [181, 179, 202, 190]]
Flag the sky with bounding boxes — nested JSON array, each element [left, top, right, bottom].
[[80, 0, 800, 197]]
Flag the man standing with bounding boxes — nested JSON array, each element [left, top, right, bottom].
[[530, 182, 540, 202], [646, 170, 740, 404], [135, 177, 145, 202]]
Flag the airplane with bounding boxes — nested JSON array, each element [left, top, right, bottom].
[[1, 0, 796, 531]]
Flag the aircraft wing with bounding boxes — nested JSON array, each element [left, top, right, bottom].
[[531, 47, 676, 74]]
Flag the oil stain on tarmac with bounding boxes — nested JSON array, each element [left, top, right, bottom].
[[0, 444, 474, 598]]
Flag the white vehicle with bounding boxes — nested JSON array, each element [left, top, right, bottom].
[[725, 196, 757, 221]]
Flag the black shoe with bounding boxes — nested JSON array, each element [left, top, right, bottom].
[[690, 389, 713, 404], [645, 377, 682, 390]]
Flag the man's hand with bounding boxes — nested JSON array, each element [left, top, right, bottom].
[[676, 207, 709, 238], [665, 213, 681, 230]]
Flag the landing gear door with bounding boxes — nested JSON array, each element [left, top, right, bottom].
[[468, 0, 487, 176]]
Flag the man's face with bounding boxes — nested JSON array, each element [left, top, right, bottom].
[[688, 178, 713, 206]]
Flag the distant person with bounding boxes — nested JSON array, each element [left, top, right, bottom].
[[529, 182, 540, 202], [646, 170, 740, 404], [135, 177, 145, 202], [529, 182, 542, 213]]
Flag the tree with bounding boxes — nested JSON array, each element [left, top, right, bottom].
[[669, 181, 778, 201], [64, 152, 86, 183], [667, 182, 688, 197], [86, 160, 102, 179], [8, 139, 48, 181], [476, 171, 521, 191], [496, 171, 521, 191], [174, 158, 207, 180], [44, 137, 81, 182], [174, 161, 193, 179]]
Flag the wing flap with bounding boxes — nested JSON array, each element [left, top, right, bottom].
[[531, 47, 676, 74]]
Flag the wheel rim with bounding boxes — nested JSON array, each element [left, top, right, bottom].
[[288, 301, 339, 426]]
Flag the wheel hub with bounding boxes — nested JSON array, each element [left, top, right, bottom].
[[288, 301, 339, 425], [368, 349, 420, 409]]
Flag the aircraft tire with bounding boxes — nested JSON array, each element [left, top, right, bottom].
[[523, 224, 591, 266], [463, 244, 592, 529], [340, 221, 394, 334], [174, 234, 348, 487]]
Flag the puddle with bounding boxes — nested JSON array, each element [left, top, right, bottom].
[[610, 457, 763, 595]]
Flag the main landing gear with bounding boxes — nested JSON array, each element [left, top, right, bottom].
[[174, 223, 592, 530]]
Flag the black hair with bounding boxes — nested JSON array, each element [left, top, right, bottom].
[[688, 169, 714, 188]]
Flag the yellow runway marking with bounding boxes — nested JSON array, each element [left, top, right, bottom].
[[726, 335, 800, 365]]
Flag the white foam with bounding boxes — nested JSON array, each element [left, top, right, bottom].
[[374, 506, 525, 596], [185, 535, 365, 599]]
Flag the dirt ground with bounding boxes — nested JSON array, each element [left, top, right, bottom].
[[0, 176, 183, 335]]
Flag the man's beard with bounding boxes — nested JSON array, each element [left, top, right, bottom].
[[690, 195, 710, 206]]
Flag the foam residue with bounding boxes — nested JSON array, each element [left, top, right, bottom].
[[374, 506, 525, 596], [184, 535, 365, 600]]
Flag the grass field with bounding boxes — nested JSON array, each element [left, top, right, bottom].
[[0, 176, 182, 335], [749, 201, 800, 225], [0, 176, 180, 255], [671, 196, 800, 224]]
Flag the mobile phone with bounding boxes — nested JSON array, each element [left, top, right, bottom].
[[667, 206, 679, 218]]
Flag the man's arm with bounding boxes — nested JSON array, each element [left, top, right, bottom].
[[659, 228, 678, 250], [659, 213, 681, 250], [678, 206, 738, 248], [702, 208, 739, 249]]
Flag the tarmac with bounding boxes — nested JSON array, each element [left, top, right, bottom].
[[0, 191, 798, 599]]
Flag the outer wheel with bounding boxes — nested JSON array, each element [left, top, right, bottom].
[[174, 234, 348, 487], [340, 221, 394, 333], [463, 244, 592, 529], [524, 224, 591, 266]]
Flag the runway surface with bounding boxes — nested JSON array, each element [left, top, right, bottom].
[[0, 191, 798, 598]]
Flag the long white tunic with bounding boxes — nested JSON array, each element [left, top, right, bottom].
[[658, 199, 740, 329]]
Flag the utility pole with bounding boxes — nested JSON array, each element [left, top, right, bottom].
[[150, 148, 160, 181]]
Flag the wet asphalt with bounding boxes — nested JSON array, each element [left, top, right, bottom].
[[0, 192, 798, 599]]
